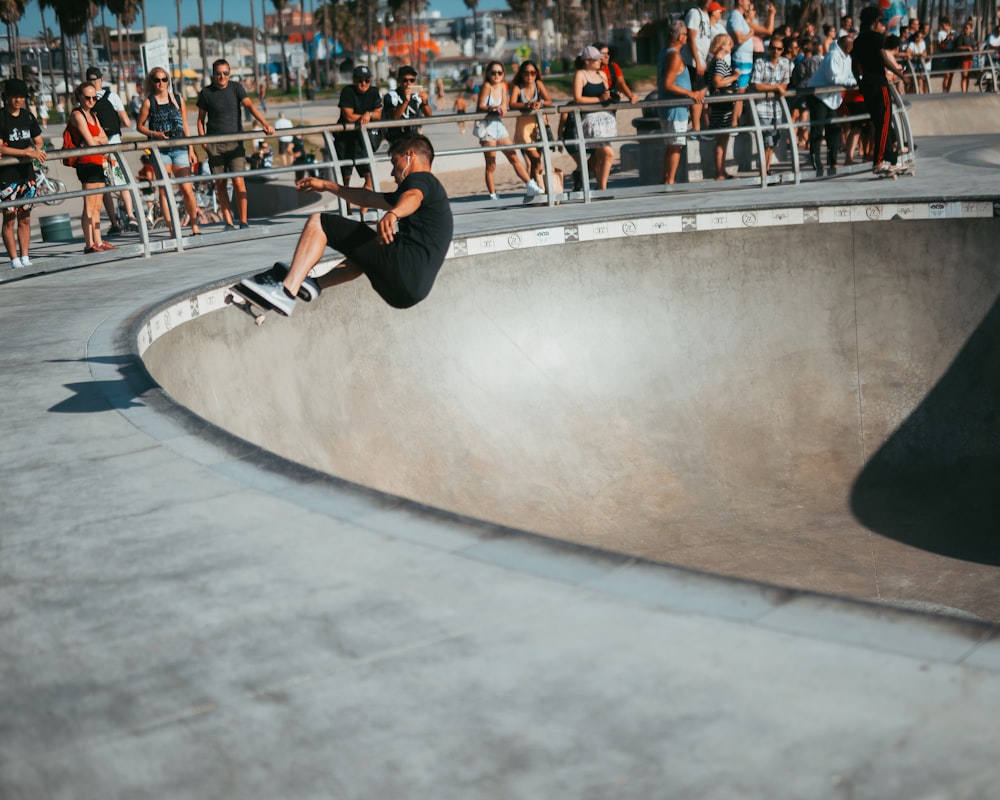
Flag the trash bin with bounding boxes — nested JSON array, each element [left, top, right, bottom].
[[40, 213, 73, 242]]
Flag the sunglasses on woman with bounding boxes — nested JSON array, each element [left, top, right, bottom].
[[153, 76, 169, 83]]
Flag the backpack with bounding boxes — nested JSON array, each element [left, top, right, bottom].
[[92, 89, 122, 137], [61, 123, 79, 168]]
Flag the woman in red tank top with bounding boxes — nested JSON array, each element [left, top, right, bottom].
[[69, 82, 115, 254]]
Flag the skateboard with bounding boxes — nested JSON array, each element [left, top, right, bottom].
[[874, 159, 915, 179], [225, 259, 337, 326], [225, 282, 275, 326]]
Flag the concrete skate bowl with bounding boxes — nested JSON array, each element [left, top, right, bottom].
[[141, 215, 1000, 621]]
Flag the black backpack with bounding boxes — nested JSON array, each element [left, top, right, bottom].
[[93, 89, 121, 138]]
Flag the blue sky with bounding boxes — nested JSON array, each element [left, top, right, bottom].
[[19, 0, 507, 40]]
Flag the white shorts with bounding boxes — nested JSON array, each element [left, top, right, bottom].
[[660, 118, 689, 147]]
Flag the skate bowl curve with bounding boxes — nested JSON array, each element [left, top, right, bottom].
[[140, 209, 1000, 620]]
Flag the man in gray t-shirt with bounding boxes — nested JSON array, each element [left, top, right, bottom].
[[196, 58, 273, 229]]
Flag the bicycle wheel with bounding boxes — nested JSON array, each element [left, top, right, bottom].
[[37, 177, 67, 206], [978, 70, 997, 93]]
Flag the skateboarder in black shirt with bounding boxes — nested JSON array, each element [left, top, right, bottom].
[[239, 134, 453, 315]]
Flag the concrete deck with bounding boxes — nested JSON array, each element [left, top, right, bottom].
[[3, 108, 1000, 797]]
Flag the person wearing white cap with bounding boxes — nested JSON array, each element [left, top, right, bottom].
[[572, 46, 617, 190]]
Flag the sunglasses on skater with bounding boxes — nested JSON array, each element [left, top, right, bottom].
[[153, 76, 169, 83]]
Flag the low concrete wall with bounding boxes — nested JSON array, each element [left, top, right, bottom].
[[905, 93, 1000, 137]]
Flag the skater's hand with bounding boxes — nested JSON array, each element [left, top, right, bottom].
[[377, 210, 398, 244], [296, 176, 331, 193]]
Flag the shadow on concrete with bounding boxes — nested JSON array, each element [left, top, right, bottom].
[[851, 293, 1000, 565], [47, 355, 155, 414]]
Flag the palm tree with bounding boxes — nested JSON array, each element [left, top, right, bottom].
[[50, 0, 96, 83], [106, 0, 139, 97], [197, 0, 209, 83], [0, 0, 28, 78], [271, 0, 290, 92]]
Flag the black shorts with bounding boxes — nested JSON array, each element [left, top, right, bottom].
[[334, 132, 375, 178], [688, 66, 708, 92], [320, 213, 416, 308], [205, 142, 247, 174], [75, 162, 105, 185]]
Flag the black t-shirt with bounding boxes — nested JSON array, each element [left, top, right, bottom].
[[853, 30, 889, 87], [196, 81, 248, 135], [383, 171, 454, 300], [337, 85, 381, 125], [0, 108, 41, 183]]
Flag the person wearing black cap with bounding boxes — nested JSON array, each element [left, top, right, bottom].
[[196, 58, 273, 229], [85, 66, 140, 234], [334, 65, 383, 196], [0, 78, 45, 269]]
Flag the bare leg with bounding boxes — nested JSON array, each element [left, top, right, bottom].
[[502, 143, 532, 184], [119, 190, 136, 223], [588, 145, 613, 190], [17, 212, 31, 258], [231, 176, 248, 224], [663, 144, 683, 184], [214, 178, 235, 225], [282, 213, 334, 295], [714, 133, 731, 179], [483, 147, 498, 194], [2, 214, 16, 258]]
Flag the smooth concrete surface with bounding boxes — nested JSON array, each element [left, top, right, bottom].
[[142, 217, 1000, 622], [4, 119, 1000, 797]]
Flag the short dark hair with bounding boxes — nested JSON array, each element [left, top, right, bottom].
[[388, 134, 435, 165], [396, 65, 417, 81]]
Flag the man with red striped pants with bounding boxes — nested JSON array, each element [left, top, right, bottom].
[[851, 5, 907, 174]]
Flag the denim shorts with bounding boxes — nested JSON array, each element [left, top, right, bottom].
[[160, 147, 191, 168]]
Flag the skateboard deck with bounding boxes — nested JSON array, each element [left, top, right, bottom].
[[225, 283, 275, 326], [874, 159, 915, 179]]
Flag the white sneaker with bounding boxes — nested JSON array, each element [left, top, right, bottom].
[[19, 256, 33, 269], [524, 179, 541, 199], [488, 193, 499, 201], [10, 257, 23, 269], [272, 262, 321, 302], [874, 161, 896, 174], [238, 270, 296, 316]]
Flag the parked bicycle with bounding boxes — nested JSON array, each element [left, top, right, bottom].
[[33, 160, 66, 206]]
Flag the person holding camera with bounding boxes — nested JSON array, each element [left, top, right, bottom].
[[573, 46, 618, 190], [382, 65, 432, 146], [593, 42, 637, 105]]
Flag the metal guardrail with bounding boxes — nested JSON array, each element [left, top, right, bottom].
[[0, 84, 918, 260], [903, 48, 999, 94]]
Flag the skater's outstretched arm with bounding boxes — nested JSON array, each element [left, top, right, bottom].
[[296, 176, 391, 211]]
